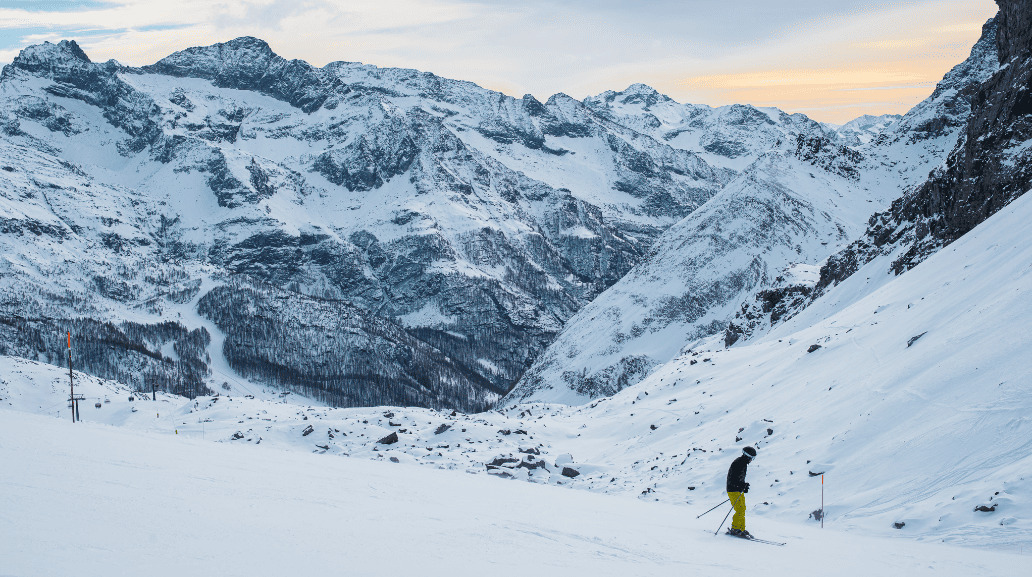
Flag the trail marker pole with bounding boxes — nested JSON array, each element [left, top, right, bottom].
[[821, 474, 825, 529], [67, 331, 77, 423]]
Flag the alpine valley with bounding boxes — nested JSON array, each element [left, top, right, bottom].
[[1, 0, 1031, 572]]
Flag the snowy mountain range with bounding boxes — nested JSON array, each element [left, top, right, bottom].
[[2, 0, 1030, 570], [0, 36, 738, 409], [0, 29, 881, 409]]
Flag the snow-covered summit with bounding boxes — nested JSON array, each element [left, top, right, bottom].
[[834, 113, 901, 146], [584, 84, 834, 172]]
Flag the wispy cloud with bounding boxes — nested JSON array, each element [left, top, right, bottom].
[[0, 0, 998, 123]]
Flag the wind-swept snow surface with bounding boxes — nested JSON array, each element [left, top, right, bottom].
[[0, 409, 1025, 577]]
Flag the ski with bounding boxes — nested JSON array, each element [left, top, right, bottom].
[[740, 536, 785, 546], [718, 530, 785, 546]]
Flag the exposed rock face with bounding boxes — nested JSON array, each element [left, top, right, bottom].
[[816, 6, 1029, 294], [723, 264, 819, 348]]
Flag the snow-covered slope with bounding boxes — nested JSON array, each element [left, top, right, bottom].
[[5, 183, 1030, 553], [4, 409, 1026, 577]]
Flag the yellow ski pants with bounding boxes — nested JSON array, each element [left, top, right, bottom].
[[728, 491, 747, 530]]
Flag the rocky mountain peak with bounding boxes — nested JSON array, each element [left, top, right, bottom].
[[3, 39, 95, 82], [584, 83, 670, 110], [14, 39, 90, 66], [144, 36, 278, 79], [143, 36, 336, 112]]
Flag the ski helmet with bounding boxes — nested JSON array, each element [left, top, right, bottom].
[[742, 446, 757, 459]]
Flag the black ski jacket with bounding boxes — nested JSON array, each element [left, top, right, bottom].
[[726, 455, 751, 493]]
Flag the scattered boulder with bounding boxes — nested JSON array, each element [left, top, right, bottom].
[[907, 332, 928, 347], [301, 424, 314, 436], [650, 424, 658, 431], [518, 447, 540, 455], [231, 431, 244, 440], [434, 423, 451, 435], [383, 411, 395, 419], [517, 456, 546, 470], [974, 504, 997, 512], [487, 456, 519, 468], [893, 521, 905, 529], [389, 456, 400, 463], [376, 432, 399, 445], [809, 508, 824, 522], [808, 470, 825, 477], [807, 344, 822, 353], [498, 429, 511, 436], [561, 467, 580, 478], [389, 421, 401, 427]]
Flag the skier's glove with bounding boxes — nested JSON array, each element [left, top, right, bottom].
[[744, 483, 750, 493]]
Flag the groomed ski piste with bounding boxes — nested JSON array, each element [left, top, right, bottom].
[[3, 192, 1031, 574]]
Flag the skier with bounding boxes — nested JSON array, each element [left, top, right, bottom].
[[726, 446, 757, 538]]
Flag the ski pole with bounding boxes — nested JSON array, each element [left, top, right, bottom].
[[715, 506, 733, 536], [697, 498, 730, 519]]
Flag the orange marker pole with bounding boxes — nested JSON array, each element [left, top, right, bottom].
[[821, 474, 825, 529], [67, 331, 75, 423]]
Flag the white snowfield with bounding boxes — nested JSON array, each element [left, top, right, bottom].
[[0, 410, 1025, 577], [2, 185, 1030, 574]]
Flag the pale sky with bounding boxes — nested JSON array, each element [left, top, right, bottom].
[[0, 0, 999, 123]]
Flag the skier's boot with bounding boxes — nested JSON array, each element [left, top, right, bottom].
[[739, 530, 753, 539], [726, 528, 742, 537]]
